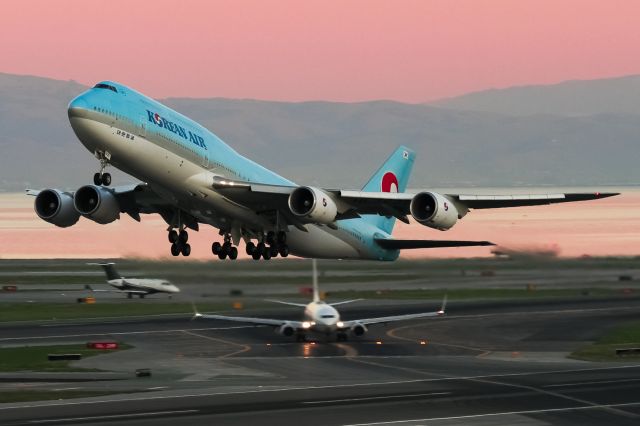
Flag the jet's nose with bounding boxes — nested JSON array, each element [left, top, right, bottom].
[[68, 95, 90, 119]]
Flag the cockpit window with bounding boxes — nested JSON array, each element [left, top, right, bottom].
[[321, 314, 335, 318], [94, 83, 118, 93]]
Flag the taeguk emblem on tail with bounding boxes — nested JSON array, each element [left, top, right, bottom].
[[381, 172, 399, 193]]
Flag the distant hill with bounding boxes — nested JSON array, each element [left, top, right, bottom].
[[431, 75, 640, 116], [1, 72, 638, 192]]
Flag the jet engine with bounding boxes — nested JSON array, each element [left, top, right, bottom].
[[73, 185, 120, 224], [288, 186, 338, 224], [34, 189, 80, 228], [409, 192, 459, 230], [350, 322, 368, 336], [278, 323, 295, 337]]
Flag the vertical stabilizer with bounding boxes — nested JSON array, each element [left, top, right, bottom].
[[312, 259, 320, 302], [360, 146, 415, 234], [88, 262, 122, 281]]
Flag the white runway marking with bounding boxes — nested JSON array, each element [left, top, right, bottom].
[[28, 409, 200, 423], [339, 402, 640, 425], [544, 378, 640, 388], [303, 392, 451, 404]]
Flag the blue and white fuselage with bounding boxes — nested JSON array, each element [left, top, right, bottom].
[[67, 81, 402, 260]]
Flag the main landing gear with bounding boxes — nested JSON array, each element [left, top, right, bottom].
[[247, 231, 289, 261], [211, 231, 289, 261], [93, 153, 111, 186], [169, 228, 191, 257], [211, 234, 238, 260]]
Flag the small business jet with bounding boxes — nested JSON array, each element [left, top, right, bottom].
[[29, 81, 617, 260], [193, 260, 445, 341], [85, 262, 180, 298]]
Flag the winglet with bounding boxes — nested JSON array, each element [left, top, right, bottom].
[[191, 302, 202, 321], [437, 294, 447, 316]]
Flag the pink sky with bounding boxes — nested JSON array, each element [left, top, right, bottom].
[[1, 1, 640, 102], [2, 192, 637, 260]]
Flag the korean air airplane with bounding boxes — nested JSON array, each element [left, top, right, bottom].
[[29, 81, 617, 261]]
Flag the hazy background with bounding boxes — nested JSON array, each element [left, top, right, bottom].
[[0, 1, 638, 258]]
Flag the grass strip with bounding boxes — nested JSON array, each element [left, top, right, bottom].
[[0, 343, 131, 372], [570, 321, 640, 361]]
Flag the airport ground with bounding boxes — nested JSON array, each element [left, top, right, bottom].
[[0, 257, 639, 425]]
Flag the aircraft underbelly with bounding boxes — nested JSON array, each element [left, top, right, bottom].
[[287, 226, 361, 259]]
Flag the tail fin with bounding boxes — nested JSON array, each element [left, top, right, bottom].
[[87, 262, 122, 281], [312, 259, 321, 303], [360, 145, 415, 234]]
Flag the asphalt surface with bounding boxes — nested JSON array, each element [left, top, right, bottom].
[[1, 296, 639, 425]]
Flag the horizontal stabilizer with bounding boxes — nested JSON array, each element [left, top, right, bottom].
[[375, 238, 494, 250]]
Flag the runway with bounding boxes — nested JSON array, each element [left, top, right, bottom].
[[1, 297, 639, 425]]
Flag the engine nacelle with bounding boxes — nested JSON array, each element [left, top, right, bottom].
[[410, 192, 458, 231], [34, 189, 80, 228], [350, 322, 368, 336], [73, 185, 120, 224], [278, 323, 295, 337], [288, 186, 338, 224]]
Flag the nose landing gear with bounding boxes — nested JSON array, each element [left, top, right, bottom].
[[93, 152, 112, 186]]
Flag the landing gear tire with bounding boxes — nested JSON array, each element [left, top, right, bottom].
[[101, 173, 111, 186], [179, 229, 188, 243], [269, 245, 279, 258], [279, 245, 289, 257], [229, 246, 238, 260], [212, 241, 222, 255], [170, 243, 181, 257], [168, 230, 178, 243], [93, 173, 102, 186], [252, 251, 261, 260], [181, 243, 191, 257], [262, 249, 272, 260], [218, 251, 227, 260], [246, 241, 256, 255]]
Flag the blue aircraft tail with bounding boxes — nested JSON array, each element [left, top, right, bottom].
[[360, 145, 415, 234]]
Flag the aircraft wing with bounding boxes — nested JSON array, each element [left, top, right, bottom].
[[265, 299, 308, 307], [27, 184, 179, 224], [193, 312, 302, 328], [211, 178, 618, 225], [342, 296, 447, 327], [84, 285, 148, 295]]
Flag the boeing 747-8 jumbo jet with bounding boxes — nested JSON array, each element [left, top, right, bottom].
[[29, 81, 617, 261]]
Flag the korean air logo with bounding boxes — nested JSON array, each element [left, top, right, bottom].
[[153, 112, 162, 125], [381, 172, 399, 193]]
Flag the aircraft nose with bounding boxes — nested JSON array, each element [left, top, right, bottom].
[[68, 95, 90, 119]]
